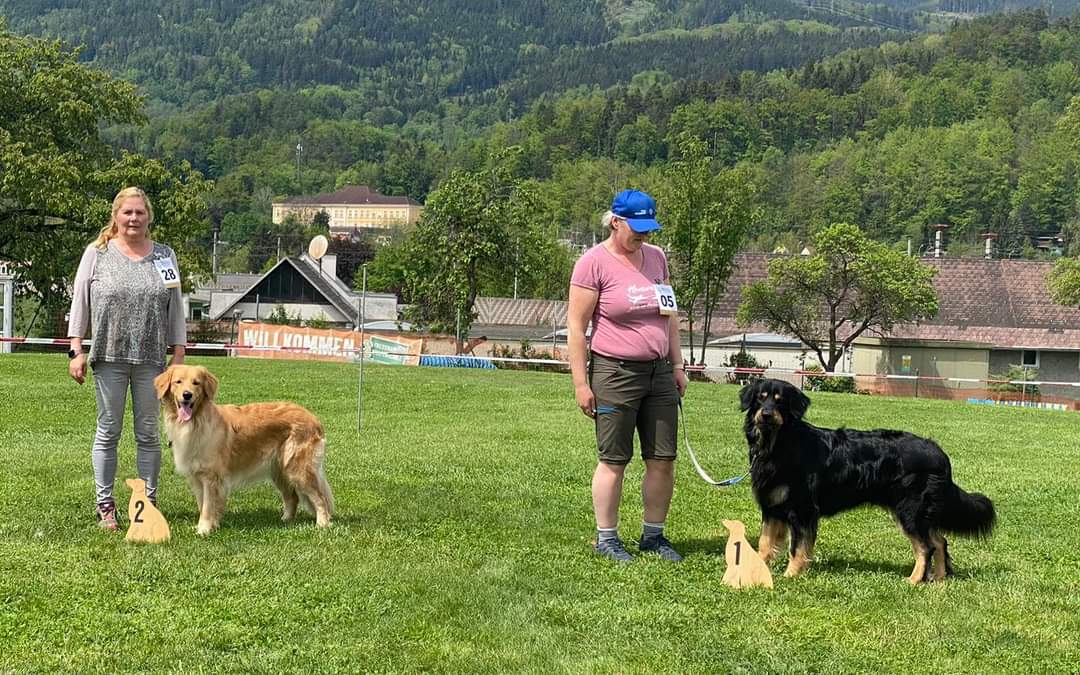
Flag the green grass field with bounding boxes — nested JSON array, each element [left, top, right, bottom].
[[1, 354, 1077, 673]]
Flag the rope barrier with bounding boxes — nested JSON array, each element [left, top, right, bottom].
[[3, 336, 1079, 387]]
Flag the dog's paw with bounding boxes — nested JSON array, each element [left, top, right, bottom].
[[195, 522, 216, 536]]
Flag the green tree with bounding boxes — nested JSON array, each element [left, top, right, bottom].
[[613, 115, 663, 165], [0, 23, 210, 303], [401, 148, 542, 351], [658, 133, 758, 364], [692, 164, 760, 366], [363, 226, 413, 299], [1048, 257, 1080, 306], [737, 223, 939, 372], [657, 133, 712, 363]]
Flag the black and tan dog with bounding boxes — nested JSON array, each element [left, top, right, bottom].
[[740, 378, 995, 584]]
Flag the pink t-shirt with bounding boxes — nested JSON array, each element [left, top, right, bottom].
[[570, 242, 671, 361]]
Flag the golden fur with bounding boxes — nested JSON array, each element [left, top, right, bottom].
[[154, 365, 333, 534]]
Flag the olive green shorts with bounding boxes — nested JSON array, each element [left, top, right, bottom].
[[589, 352, 679, 465]]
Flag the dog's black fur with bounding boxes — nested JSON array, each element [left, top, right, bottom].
[[740, 378, 995, 584]]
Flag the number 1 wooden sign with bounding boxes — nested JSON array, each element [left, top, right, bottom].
[[125, 478, 171, 544], [721, 519, 773, 589]]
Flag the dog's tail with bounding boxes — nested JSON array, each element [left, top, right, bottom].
[[940, 483, 995, 537], [318, 465, 335, 515], [297, 465, 335, 516]]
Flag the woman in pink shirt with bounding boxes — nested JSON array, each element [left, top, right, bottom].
[[568, 189, 688, 563]]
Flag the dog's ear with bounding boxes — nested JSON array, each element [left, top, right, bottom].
[[154, 367, 173, 400], [200, 367, 219, 402], [786, 383, 811, 420], [739, 380, 760, 412]]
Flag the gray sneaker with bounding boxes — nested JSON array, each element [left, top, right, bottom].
[[639, 534, 683, 562], [594, 537, 634, 563]]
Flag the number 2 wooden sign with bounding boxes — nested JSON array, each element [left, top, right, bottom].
[[125, 478, 171, 544]]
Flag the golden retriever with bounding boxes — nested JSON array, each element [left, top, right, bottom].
[[154, 364, 333, 534]]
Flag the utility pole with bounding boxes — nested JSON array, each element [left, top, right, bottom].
[[211, 223, 220, 277], [357, 264, 367, 433], [295, 141, 303, 190], [512, 243, 519, 300]]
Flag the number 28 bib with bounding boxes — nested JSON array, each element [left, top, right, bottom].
[[154, 257, 181, 289]]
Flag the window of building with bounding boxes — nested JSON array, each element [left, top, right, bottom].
[[1021, 350, 1039, 368]]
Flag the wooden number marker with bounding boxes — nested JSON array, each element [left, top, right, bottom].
[[125, 478, 171, 544], [721, 519, 773, 589]]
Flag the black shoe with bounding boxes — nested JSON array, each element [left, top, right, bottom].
[[639, 534, 683, 562], [594, 537, 634, 563]]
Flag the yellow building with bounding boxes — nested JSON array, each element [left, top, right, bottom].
[[271, 185, 422, 236]]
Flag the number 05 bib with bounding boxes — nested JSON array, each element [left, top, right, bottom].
[[653, 283, 678, 316]]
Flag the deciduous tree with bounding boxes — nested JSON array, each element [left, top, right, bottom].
[[737, 222, 938, 371], [401, 148, 545, 350], [658, 133, 758, 364], [0, 24, 210, 306], [1048, 257, 1080, 306]]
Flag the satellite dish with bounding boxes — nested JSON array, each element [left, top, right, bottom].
[[308, 234, 329, 260]]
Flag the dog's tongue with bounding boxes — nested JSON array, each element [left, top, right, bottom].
[[178, 401, 193, 422]]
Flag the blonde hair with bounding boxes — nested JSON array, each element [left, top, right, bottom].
[[92, 187, 155, 250]]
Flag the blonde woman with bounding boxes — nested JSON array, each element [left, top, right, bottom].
[[568, 189, 687, 563], [67, 187, 186, 530]]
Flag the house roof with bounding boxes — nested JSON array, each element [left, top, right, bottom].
[[708, 332, 804, 348], [475, 297, 568, 326], [704, 254, 1080, 350], [211, 256, 366, 321], [274, 185, 421, 207], [210, 273, 262, 291]]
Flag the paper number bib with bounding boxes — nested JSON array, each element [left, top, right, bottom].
[[653, 283, 677, 316], [154, 258, 181, 289]]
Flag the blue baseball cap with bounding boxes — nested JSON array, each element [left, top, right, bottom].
[[611, 189, 662, 233]]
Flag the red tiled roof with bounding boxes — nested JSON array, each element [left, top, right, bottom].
[[706, 254, 1080, 350], [475, 297, 567, 326], [277, 185, 421, 207]]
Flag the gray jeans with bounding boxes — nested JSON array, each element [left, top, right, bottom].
[[91, 361, 163, 504]]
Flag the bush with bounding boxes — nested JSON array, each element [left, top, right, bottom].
[[724, 349, 763, 385], [189, 320, 228, 344], [803, 363, 857, 393], [305, 313, 330, 330], [989, 365, 1041, 400], [491, 339, 564, 372], [267, 304, 302, 326], [267, 305, 291, 325]]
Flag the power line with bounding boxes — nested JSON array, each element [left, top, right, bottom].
[[802, 0, 914, 33]]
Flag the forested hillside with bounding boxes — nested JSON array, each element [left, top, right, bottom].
[[4, 3, 1080, 303], [0, 0, 913, 110]]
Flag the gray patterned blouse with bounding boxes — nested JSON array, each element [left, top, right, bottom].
[[67, 241, 187, 366]]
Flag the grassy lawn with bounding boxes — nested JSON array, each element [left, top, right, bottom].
[[0, 354, 1077, 673]]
